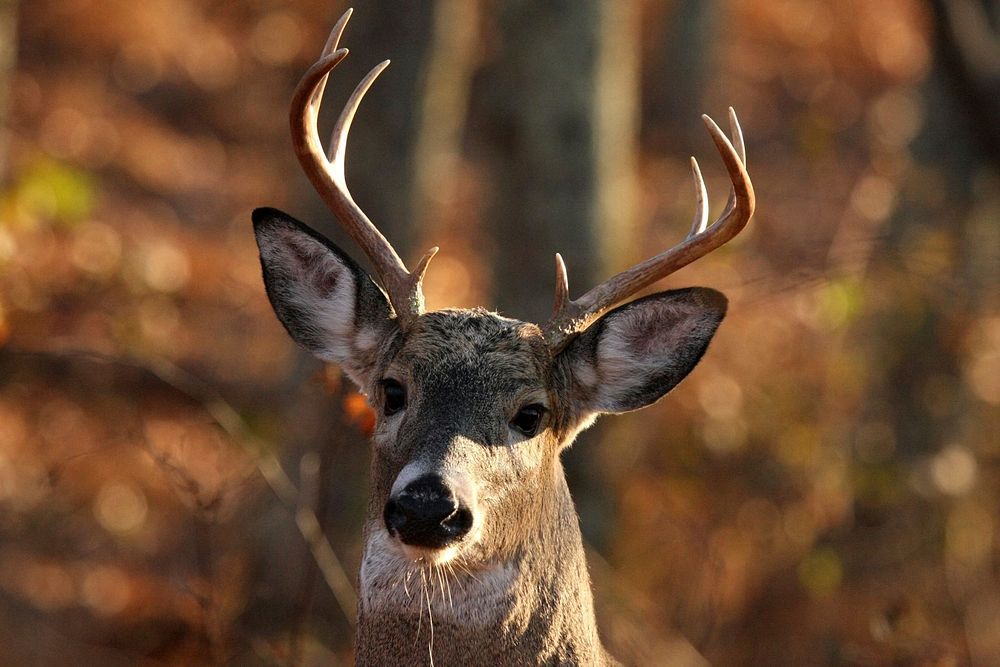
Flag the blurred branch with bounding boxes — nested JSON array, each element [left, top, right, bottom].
[[288, 449, 324, 667], [116, 352, 360, 628], [0, 347, 359, 627]]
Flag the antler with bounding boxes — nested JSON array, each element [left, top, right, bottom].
[[290, 9, 438, 327], [543, 108, 755, 353]]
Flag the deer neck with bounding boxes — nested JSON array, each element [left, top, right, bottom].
[[356, 469, 611, 665]]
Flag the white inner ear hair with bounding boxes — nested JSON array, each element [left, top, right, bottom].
[[594, 302, 705, 402], [277, 231, 360, 365]]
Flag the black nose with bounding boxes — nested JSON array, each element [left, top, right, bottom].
[[383, 474, 473, 549]]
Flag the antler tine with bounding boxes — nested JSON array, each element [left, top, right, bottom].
[[686, 157, 709, 239], [720, 107, 746, 220], [692, 108, 745, 239], [290, 9, 434, 325], [543, 110, 755, 353], [552, 253, 569, 317]]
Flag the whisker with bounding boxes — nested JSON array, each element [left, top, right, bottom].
[[404, 567, 415, 599], [442, 563, 455, 610], [415, 568, 426, 646], [423, 566, 435, 667], [434, 564, 446, 607]]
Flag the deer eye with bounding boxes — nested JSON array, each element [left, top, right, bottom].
[[510, 404, 545, 437], [381, 379, 406, 416]]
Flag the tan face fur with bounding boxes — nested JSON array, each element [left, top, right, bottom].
[[366, 311, 570, 562]]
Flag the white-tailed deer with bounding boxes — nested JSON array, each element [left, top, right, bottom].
[[253, 9, 754, 665]]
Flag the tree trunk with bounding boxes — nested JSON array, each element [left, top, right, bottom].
[[478, 0, 640, 545], [641, 0, 719, 155], [861, 0, 998, 460], [480, 0, 639, 323], [855, 6, 999, 661]]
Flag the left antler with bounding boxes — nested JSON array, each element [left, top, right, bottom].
[[543, 108, 755, 353]]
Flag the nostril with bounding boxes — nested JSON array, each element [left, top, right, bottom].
[[441, 506, 473, 538], [383, 498, 407, 535], [397, 492, 455, 524]]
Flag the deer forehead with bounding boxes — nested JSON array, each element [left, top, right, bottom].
[[386, 309, 552, 395]]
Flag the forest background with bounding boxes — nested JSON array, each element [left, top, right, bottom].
[[0, 0, 998, 665]]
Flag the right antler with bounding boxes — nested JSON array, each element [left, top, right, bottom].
[[290, 9, 438, 327], [543, 109, 755, 353]]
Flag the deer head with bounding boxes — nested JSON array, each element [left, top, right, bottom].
[[253, 8, 754, 662]]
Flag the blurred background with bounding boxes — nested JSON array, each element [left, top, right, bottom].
[[1, 0, 998, 664]]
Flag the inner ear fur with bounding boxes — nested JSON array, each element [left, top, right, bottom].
[[252, 207, 396, 386], [559, 287, 728, 415]]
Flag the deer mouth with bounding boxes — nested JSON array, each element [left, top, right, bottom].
[[396, 541, 461, 566]]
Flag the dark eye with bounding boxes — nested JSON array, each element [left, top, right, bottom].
[[510, 404, 546, 437], [381, 379, 406, 416]]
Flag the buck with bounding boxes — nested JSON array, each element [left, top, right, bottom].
[[253, 9, 754, 666]]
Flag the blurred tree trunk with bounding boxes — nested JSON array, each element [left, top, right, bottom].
[[928, 0, 1000, 161], [410, 0, 479, 240], [860, 1, 998, 460], [480, 0, 639, 323], [277, 0, 442, 405], [478, 0, 640, 545], [642, 0, 719, 155], [852, 5, 999, 662], [0, 0, 17, 181], [274, 0, 441, 562], [280, 0, 478, 523]]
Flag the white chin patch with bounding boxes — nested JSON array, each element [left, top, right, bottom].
[[398, 542, 459, 565]]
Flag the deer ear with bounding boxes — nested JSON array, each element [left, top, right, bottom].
[[252, 207, 397, 387], [560, 288, 727, 415]]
